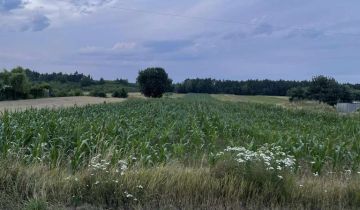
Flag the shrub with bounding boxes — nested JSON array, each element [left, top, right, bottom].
[[112, 88, 128, 98], [90, 90, 107, 98], [69, 89, 84, 96]]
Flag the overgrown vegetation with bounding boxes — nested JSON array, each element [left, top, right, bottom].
[[0, 67, 138, 101], [112, 88, 128, 98], [0, 94, 360, 208], [288, 75, 356, 105]]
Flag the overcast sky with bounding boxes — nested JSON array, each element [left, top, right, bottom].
[[1, 0, 360, 82]]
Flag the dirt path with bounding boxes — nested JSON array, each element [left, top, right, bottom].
[[0, 96, 126, 112]]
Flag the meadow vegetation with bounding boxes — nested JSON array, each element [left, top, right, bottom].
[[1, 94, 360, 209]]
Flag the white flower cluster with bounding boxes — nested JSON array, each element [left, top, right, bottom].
[[88, 155, 128, 175], [89, 155, 110, 171], [219, 144, 296, 171]]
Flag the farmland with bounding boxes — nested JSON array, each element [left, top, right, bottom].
[[1, 94, 360, 209]]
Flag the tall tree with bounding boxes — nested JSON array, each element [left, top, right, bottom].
[[137, 67, 172, 98], [307, 75, 342, 106]]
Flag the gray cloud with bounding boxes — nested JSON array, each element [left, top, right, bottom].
[[2, 0, 360, 83], [252, 23, 274, 36], [0, 0, 23, 12], [19, 14, 50, 31], [30, 14, 50, 31], [286, 28, 324, 39], [144, 40, 194, 53]]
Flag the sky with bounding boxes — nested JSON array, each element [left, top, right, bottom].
[[1, 0, 360, 83]]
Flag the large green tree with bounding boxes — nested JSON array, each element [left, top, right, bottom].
[[137, 67, 172, 98], [308, 75, 344, 106]]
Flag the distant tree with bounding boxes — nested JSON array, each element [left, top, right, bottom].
[[80, 76, 93, 87], [115, 78, 129, 85], [137, 67, 172, 98], [10, 71, 30, 99], [307, 75, 343, 106], [99, 77, 105, 85], [339, 85, 353, 103]]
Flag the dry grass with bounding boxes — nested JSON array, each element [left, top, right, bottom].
[[0, 96, 126, 112], [2, 161, 360, 210]]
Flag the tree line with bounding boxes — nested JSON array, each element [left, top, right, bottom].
[[174, 78, 311, 96], [1, 66, 359, 106], [0, 67, 132, 100], [173, 76, 360, 105]]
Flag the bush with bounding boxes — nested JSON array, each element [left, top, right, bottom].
[[90, 90, 107, 98], [52, 90, 68, 97], [287, 87, 307, 102], [112, 88, 128, 98], [69, 89, 84, 96]]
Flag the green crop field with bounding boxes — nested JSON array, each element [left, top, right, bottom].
[[1, 94, 360, 209]]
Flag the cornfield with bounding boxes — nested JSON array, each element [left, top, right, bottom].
[[1, 94, 359, 173]]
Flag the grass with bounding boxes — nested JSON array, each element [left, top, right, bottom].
[[212, 94, 335, 112], [211, 94, 290, 105], [0, 94, 359, 209], [2, 161, 360, 209]]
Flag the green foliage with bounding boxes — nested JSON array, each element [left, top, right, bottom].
[[99, 77, 105, 85], [69, 89, 84, 96], [80, 76, 94, 87], [112, 88, 128, 98], [308, 75, 344, 106], [0, 68, 31, 100], [287, 87, 308, 102], [137, 67, 172, 98], [90, 89, 107, 98], [176, 78, 311, 96], [24, 198, 47, 210]]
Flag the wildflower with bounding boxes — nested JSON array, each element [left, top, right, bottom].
[[137, 185, 144, 189], [299, 184, 303, 188], [277, 175, 283, 179], [95, 181, 100, 185], [124, 191, 133, 198], [313, 172, 319, 177]]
